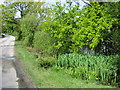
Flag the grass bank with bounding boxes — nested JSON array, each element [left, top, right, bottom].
[[15, 41, 117, 88]]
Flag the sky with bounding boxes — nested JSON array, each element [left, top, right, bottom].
[[0, 0, 4, 4]]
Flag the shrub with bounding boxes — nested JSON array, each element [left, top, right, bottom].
[[55, 53, 120, 85], [33, 31, 57, 56], [36, 56, 56, 69], [20, 13, 40, 46]]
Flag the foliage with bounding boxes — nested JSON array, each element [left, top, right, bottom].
[[55, 53, 119, 85], [72, 2, 116, 51], [36, 56, 56, 69], [0, 3, 17, 34], [102, 2, 120, 55], [20, 13, 40, 46], [2, 1, 119, 55], [33, 31, 57, 56], [1, 0, 46, 38], [111, 29, 120, 55], [43, 2, 115, 54], [3, 0, 46, 17]]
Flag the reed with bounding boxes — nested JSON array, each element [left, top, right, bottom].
[[55, 53, 119, 84]]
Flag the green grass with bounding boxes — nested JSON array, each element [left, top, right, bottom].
[[15, 41, 116, 88], [56, 53, 119, 84]]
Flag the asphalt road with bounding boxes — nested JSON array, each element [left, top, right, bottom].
[[0, 36, 19, 88]]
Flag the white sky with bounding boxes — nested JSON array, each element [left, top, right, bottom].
[[0, 0, 4, 4]]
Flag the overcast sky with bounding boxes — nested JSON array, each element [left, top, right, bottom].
[[0, 0, 4, 4]]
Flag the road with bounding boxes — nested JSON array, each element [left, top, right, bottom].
[[0, 36, 19, 88]]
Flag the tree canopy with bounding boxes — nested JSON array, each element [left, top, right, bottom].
[[1, 0, 120, 55]]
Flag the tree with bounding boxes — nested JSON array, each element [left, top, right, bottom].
[[97, 2, 120, 55], [20, 13, 40, 46], [10, 1, 46, 18], [72, 2, 116, 53], [1, 0, 46, 39], [0, 3, 17, 34], [43, 2, 115, 54]]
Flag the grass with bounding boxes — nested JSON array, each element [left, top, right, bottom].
[[15, 41, 117, 88], [56, 53, 119, 84]]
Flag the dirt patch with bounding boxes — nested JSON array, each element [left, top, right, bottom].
[[13, 59, 36, 88]]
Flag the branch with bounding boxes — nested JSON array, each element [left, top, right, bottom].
[[82, 0, 93, 7]]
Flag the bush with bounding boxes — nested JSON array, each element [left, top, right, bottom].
[[36, 56, 56, 69], [20, 13, 40, 46], [33, 31, 57, 56], [55, 53, 120, 85]]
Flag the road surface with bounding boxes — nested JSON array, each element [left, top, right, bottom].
[[0, 36, 19, 88]]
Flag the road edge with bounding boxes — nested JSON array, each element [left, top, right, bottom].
[[14, 42, 36, 88]]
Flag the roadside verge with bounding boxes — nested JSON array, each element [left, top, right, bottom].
[[14, 42, 36, 88]]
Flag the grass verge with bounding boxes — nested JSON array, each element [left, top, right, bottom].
[[15, 41, 117, 88]]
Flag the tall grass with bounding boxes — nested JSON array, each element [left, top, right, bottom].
[[55, 53, 119, 85]]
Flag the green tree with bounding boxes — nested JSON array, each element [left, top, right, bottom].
[[1, 0, 46, 37], [20, 13, 40, 46], [10, 1, 45, 18], [101, 2, 120, 55], [72, 2, 116, 53], [0, 3, 17, 34], [43, 2, 115, 54]]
